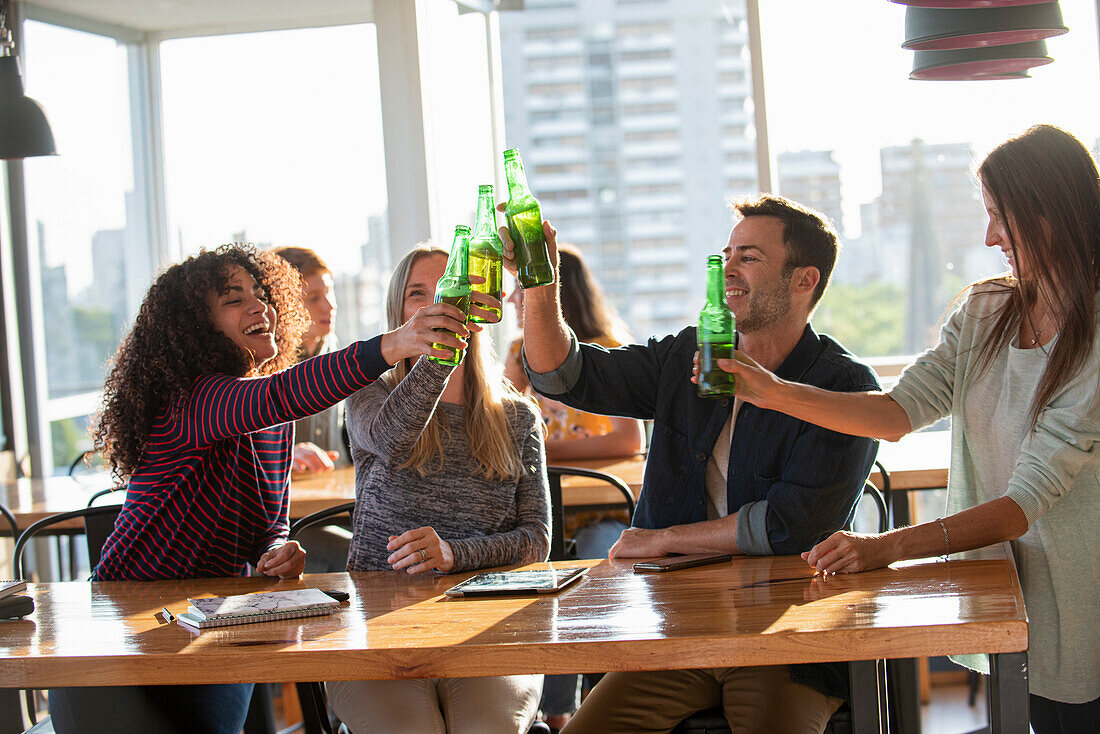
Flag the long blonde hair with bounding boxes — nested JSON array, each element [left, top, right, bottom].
[[384, 245, 531, 480]]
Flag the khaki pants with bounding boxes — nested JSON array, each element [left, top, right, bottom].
[[562, 665, 843, 734], [326, 674, 542, 734]]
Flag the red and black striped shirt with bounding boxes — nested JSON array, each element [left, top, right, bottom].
[[94, 337, 389, 581]]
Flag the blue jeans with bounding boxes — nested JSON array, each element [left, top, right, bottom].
[[541, 519, 627, 717], [49, 683, 254, 734]]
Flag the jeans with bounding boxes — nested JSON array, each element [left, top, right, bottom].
[[49, 683, 254, 734]]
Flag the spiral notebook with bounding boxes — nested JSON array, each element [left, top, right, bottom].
[[176, 588, 340, 630]]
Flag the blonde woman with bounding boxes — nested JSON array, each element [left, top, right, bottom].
[[326, 245, 550, 734]]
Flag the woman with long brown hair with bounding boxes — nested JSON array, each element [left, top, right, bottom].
[[327, 244, 550, 733], [721, 124, 1100, 732]]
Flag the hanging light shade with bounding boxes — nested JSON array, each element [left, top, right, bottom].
[[0, 54, 56, 159], [903, 2, 1066, 50], [891, 1, 1056, 8], [910, 39, 1052, 79]]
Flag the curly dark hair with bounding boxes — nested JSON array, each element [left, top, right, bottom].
[[93, 244, 309, 479]]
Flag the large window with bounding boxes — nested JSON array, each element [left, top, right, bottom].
[[499, 1, 758, 339], [22, 21, 150, 471], [760, 0, 1100, 359], [160, 25, 390, 340]]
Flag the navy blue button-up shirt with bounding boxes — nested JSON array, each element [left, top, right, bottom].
[[526, 322, 880, 700]]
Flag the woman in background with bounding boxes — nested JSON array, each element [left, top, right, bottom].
[[724, 125, 1100, 733], [327, 244, 550, 734], [272, 245, 346, 472]]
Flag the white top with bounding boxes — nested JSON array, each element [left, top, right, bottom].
[[889, 281, 1100, 703], [704, 398, 743, 520]]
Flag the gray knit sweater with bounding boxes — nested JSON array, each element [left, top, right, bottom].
[[890, 282, 1100, 703], [344, 358, 550, 573]]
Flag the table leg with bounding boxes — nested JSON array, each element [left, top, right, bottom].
[[887, 658, 921, 734], [850, 659, 888, 734], [988, 652, 1028, 734]]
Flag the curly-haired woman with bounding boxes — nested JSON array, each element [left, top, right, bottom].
[[325, 244, 551, 734], [48, 244, 471, 734]]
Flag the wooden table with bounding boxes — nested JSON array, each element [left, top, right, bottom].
[[0, 544, 1028, 733]]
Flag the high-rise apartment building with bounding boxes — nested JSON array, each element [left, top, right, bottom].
[[776, 150, 843, 233], [873, 140, 990, 351], [498, 0, 756, 338]]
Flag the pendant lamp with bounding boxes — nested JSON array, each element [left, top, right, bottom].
[[910, 39, 1052, 79], [892, 1, 1057, 7], [903, 2, 1066, 50], [0, 1, 56, 159]]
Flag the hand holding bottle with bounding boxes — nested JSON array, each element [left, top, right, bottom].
[[497, 201, 559, 280], [468, 274, 503, 324], [379, 301, 469, 365]]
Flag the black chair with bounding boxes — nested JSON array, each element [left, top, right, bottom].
[[1, 500, 17, 540], [10, 505, 123, 729], [288, 502, 356, 542], [13, 505, 122, 580], [851, 481, 889, 535], [546, 465, 636, 562]]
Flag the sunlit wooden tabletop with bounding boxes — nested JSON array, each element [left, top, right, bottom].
[[0, 543, 1025, 689]]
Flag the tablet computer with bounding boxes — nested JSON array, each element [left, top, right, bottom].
[[444, 567, 589, 597]]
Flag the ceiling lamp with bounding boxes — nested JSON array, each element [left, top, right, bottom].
[[892, 0, 1066, 80], [891, 1, 1057, 7], [903, 2, 1066, 50], [0, 1, 56, 159], [910, 39, 1052, 79]]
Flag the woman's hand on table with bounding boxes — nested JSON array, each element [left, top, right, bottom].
[[256, 541, 307, 578], [802, 531, 897, 575], [292, 442, 338, 473], [387, 526, 455, 574]]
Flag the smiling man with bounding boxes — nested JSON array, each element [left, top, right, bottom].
[[512, 194, 880, 734]]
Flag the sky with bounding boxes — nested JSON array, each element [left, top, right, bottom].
[[759, 0, 1100, 236], [16, 1, 1100, 291]]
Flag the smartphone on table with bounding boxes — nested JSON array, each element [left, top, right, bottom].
[[632, 552, 733, 573]]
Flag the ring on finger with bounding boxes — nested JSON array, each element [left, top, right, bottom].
[[418, 548, 427, 563]]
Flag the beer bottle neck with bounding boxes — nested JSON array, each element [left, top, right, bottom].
[[706, 262, 726, 307], [505, 159, 530, 199], [472, 193, 496, 238]]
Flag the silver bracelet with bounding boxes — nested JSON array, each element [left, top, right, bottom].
[[936, 517, 950, 559]]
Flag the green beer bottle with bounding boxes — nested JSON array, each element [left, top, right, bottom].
[[468, 184, 503, 323], [697, 255, 737, 398], [430, 225, 473, 367], [503, 148, 555, 288]]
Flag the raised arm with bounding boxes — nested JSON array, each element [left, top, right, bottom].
[[185, 337, 391, 445], [721, 354, 912, 442], [345, 358, 453, 460], [499, 217, 572, 373]]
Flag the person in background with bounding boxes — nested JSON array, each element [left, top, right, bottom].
[[47, 244, 465, 734], [271, 246, 345, 472], [326, 244, 550, 734], [722, 125, 1100, 734], [505, 243, 645, 731], [272, 246, 355, 575]]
